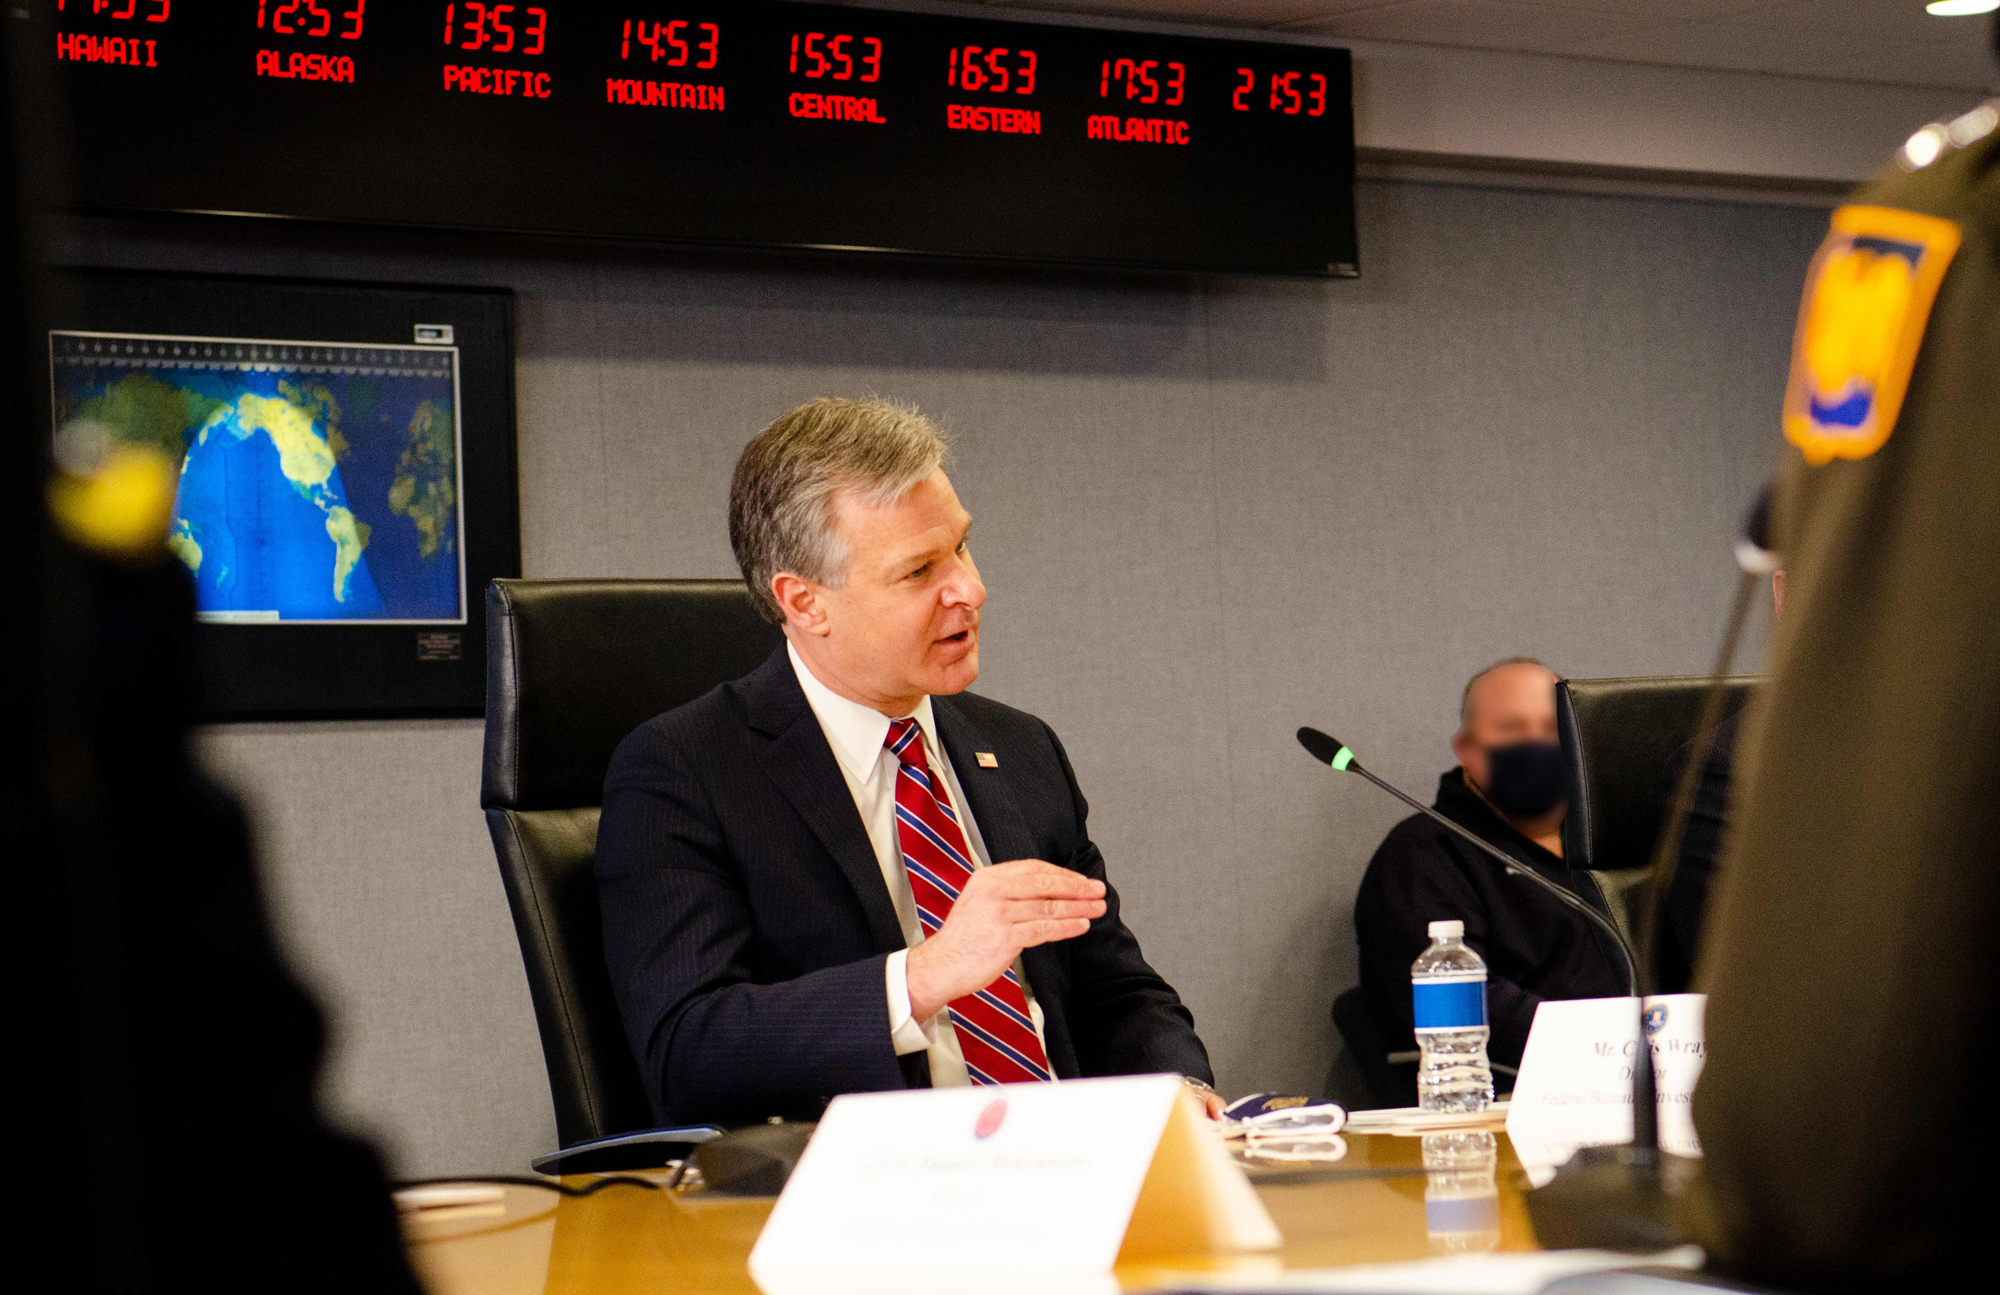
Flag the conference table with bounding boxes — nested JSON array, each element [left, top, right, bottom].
[[406, 1124, 1541, 1294]]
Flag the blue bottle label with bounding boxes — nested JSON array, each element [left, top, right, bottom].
[[1412, 975, 1487, 1031]]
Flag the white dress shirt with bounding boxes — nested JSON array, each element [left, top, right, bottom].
[[787, 642, 1050, 1086]]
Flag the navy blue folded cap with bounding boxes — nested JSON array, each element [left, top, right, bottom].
[[1221, 1092, 1341, 1122]]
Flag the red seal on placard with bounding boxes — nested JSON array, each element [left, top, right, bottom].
[[974, 1098, 1007, 1140]]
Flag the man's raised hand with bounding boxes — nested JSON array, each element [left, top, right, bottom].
[[905, 860, 1105, 1022]]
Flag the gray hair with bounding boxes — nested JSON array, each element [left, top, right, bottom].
[[729, 397, 949, 624]]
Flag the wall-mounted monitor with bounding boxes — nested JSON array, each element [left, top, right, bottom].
[[47, 272, 519, 720], [38, 2, 1357, 277]]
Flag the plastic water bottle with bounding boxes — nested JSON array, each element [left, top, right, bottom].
[[1412, 919, 1495, 1112]]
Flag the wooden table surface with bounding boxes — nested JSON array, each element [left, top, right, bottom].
[[408, 1128, 1540, 1294]]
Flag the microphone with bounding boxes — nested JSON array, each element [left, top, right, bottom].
[[1303, 724, 1682, 1253], [1735, 483, 1780, 576], [1311, 483, 1774, 1249], [1636, 486, 1774, 994], [1295, 728, 1639, 997]]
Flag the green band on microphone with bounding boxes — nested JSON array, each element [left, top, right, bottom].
[[1332, 746, 1355, 772]]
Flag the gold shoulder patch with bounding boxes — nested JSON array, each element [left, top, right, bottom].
[[1783, 205, 1961, 466]]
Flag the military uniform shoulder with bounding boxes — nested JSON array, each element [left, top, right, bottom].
[[1856, 99, 1999, 220], [1780, 101, 1994, 469]]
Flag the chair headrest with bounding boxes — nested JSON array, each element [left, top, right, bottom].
[[1556, 674, 1762, 873], [481, 579, 783, 811]]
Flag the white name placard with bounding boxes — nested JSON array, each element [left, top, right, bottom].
[[748, 1074, 1279, 1285], [1505, 994, 1707, 1186]]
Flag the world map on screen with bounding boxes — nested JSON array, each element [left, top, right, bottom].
[[52, 334, 465, 623]]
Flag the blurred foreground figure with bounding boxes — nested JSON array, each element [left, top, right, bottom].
[[27, 524, 425, 1293], [1687, 90, 1998, 1285], [5, 50, 419, 1295]]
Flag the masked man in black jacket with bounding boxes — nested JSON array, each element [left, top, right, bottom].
[[1352, 658, 1626, 1073]]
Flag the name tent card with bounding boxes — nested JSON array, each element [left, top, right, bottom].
[[1505, 994, 1707, 1186], [748, 1074, 1279, 1283]]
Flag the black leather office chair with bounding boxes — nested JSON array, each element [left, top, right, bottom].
[[1555, 675, 1760, 950], [480, 578, 783, 1172]]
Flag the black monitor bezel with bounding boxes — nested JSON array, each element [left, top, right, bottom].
[[45, 269, 520, 721]]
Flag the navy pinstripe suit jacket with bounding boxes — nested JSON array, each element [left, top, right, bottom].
[[596, 645, 1213, 1126]]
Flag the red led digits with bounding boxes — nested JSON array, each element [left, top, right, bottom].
[[1089, 54, 1188, 146], [53, 0, 170, 62], [1232, 67, 1329, 116], [1271, 71, 1326, 115], [946, 45, 1035, 95], [438, 3, 551, 96], [609, 15, 722, 112], [443, 5, 547, 55], [250, 0, 362, 81], [56, 1, 170, 19], [945, 42, 1037, 134], [255, 1, 363, 38], [789, 32, 882, 83], [259, 1, 363, 39], [1269, 71, 1298, 114], [1098, 58, 1184, 108], [788, 30, 885, 123], [619, 18, 718, 69]]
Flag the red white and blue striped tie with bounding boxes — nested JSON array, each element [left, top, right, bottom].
[[886, 718, 1053, 1085]]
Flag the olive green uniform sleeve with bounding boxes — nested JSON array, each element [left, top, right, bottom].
[[1686, 121, 1999, 1284]]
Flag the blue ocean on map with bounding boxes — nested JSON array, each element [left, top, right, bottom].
[[53, 337, 463, 622]]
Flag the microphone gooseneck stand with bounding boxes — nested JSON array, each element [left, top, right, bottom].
[[1301, 739, 1644, 995], [1300, 496, 1774, 1251], [1296, 730, 1664, 1176], [1521, 553, 1768, 1252], [1301, 728, 1687, 1248]]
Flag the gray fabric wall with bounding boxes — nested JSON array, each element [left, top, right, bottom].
[[58, 179, 1821, 1175]]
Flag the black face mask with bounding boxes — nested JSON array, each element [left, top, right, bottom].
[[1475, 740, 1567, 819]]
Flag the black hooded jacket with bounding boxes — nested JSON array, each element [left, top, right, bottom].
[[1353, 767, 1628, 1070]]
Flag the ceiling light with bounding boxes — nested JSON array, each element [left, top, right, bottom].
[[1900, 124, 1947, 169], [1925, 1, 1998, 17]]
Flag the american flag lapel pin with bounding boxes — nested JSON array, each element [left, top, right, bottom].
[[975, 751, 999, 768]]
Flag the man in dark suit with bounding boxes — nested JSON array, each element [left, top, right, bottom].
[[597, 396, 1216, 1127]]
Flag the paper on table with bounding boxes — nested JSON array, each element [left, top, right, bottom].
[[1343, 1103, 1510, 1135], [1506, 996, 1706, 1186], [1162, 1245, 1705, 1294]]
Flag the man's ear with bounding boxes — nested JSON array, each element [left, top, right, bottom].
[[770, 571, 831, 636], [1449, 728, 1474, 768]]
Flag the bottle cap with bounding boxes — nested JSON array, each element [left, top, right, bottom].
[[1428, 920, 1464, 940]]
